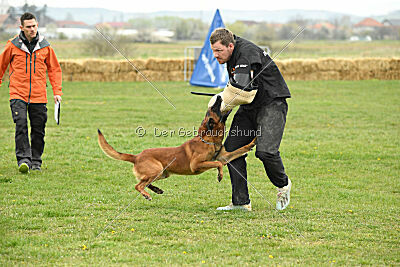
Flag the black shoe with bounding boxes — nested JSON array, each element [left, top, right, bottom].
[[31, 165, 41, 171]]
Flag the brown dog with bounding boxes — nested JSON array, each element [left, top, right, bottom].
[[98, 96, 256, 200]]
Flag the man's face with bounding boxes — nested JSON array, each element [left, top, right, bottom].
[[211, 41, 234, 64], [20, 19, 38, 42]]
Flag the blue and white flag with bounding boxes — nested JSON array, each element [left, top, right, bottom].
[[190, 9, 228, 88]]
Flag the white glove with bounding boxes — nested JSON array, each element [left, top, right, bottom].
[[208, 83, 257, 113]]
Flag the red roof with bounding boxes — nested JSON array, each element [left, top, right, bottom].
[[56, 20, 88, 27], [311, 22, 336, 30], [354, 18, 383, 27]]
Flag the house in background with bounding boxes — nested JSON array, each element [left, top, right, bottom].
[[354, 18, 384, 31]]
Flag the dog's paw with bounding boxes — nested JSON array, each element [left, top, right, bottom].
[[218, 174, 223, 182]]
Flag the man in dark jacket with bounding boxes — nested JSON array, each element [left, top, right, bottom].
[[208, 28, 291, 211]]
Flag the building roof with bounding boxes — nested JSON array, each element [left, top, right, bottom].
[[56, 20, 88, 28], [354, 18, 383, 27], [310, 22, 336, 30]]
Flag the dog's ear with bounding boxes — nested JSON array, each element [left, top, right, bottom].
[[206, 118, 215, 131], [211, 95, 222, 116]]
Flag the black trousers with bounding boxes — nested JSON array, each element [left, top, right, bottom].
[[10, 99, 47, 167], [224, 98, 289, 205]]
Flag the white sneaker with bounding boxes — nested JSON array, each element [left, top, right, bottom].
[[276, 179, 291, 210], [216, 202, 252, 211]]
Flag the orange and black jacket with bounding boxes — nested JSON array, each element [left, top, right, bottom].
[[0, 32, 62, 103]]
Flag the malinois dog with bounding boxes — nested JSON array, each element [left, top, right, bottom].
[[98, 96, 256, 200]]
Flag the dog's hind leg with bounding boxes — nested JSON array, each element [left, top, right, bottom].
[[148, 184, 164, 194], [135, 179, 154, 201], [134, 163, 164, 200]]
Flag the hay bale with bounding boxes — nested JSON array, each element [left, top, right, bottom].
[[136, 70, 168, 82], [145, 58, 184, 72], [388, 58, 400, 70], [300, 71, 320, 80], [69, 72, 106, 82], [60, 60, 85, 74], [120, 59, 147, 72], [317, 58, 343, 71], [83, 59, 120, 73], [118, 71, 137, 82], [301, 59, 319, 73], [148, 58, 186, 71], [279, 59, 302, 75], [354, 58, 381, 72], [339, 70, 360, 80], [168, 71, 184, 81]]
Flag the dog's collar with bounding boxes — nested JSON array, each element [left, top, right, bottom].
[[199, 135, 216, 145]]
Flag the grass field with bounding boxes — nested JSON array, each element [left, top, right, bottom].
[[0, 80, 399, 265]]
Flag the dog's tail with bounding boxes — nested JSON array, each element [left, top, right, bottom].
[[97, 129, 136, 164]]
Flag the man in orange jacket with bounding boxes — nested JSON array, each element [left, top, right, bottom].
[[0, 12, 63, 173]]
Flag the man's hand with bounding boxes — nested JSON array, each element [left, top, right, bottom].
[[54, 95, 62, 104]]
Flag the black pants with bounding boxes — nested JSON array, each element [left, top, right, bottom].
[[224, 98, 289, 205], [10, 99, 47, 167]]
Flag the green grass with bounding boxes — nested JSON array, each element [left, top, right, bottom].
[[0, 80, 399, 265]]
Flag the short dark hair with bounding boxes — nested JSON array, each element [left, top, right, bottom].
[[210, 28, 235, 46], [20, 12, 37, 26]]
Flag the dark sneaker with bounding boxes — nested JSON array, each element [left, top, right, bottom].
[[31, 165, 41, 171], [18, 163, 29, 173]]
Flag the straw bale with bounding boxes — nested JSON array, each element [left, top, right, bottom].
[[135, 70, 168, 82], [16, 57, 400, 82], [120, 59, 147, 72], [336, 58, 357, 72], [317, 58, 343, 71], [60, 60, 85, 74], [354, 58, 381, 72], [69, 73, 106, 82], [339, 70, 361, 80], [168, 71, 184, 81], [300, 59, 319, 73], [145, 58, 182, 72], [120, 71, 137, 82], [279, 59, 303, 74], [388, 58, 400, 70], [145, 58, 163, 71], [370, 69, 400, 80], [82, 59, 120, 73], [320, 71, 340, 80], [101, 72, 136, 82], [300, 71, 322, 80], [167, 59, 185, 71]]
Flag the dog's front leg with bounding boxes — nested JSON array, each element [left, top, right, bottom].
[[190, 160, 223, 182]]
